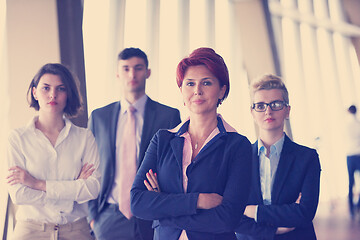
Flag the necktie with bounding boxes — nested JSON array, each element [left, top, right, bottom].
[[119, 106, 137, 219]]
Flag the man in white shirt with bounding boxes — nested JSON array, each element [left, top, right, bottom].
[[345, 105, 360, 218], [88, 48, 181, 240]]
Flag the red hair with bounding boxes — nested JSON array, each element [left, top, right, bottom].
[[176, 47, 230, 103]]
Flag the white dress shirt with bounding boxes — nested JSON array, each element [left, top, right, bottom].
[[258, 135, 284, 204], [107, 94, 147, 204], [7, 116, 101, 224]]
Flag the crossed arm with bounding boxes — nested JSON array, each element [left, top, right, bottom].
[[6, 130, 101, 208], [241, 194, 301, 235], [235, 149, 321, 238], [144, 169, 223, 210], [131, 132, 252, 233], [7, 163, 95, 191]]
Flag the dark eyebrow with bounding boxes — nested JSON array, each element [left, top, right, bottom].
[[184, 77, 213, 81], [41, 83, 65, 87], [122, 64, 146, 69], [134, 64, 146, 68]]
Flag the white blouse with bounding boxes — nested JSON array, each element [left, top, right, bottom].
[[7, 116, 101, 224]]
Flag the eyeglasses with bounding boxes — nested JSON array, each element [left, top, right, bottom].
[[252, 100, 288, 112]]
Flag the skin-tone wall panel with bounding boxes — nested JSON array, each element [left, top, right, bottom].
[[4, 2, 59, 237], [6, 0, 60, 129]]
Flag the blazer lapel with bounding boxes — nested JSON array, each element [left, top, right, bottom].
[[170, 136, 185, 169], [139, 98, 156, 165], [271, 135, 295, 203], [251, 142, 263, 203], [110, 102, 121, 161], [192, 117, 228, 164]]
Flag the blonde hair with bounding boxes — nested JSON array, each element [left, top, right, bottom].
[[250, 74, 289, 104]]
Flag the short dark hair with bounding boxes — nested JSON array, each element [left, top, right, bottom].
[[27, 63, 83, 117], [118, 47, 149, 68], [348, 105, 357, 114], [176, 47, 230, 106]]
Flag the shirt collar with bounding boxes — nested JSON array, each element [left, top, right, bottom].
[[169, 114, 237, 136], [27, 115, 72, 137], [120, 94, 148, 117], [258, 133, 285, 157], [27, 116, 39, 131]]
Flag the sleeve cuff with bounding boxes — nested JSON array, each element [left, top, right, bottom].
[[254, 205, 259, 222], [45, 180, 76, 213]]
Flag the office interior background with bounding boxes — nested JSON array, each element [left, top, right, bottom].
[[1, 0, 360, 239]]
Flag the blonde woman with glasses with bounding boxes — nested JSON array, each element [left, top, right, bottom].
[[235, 74, 321, 240]]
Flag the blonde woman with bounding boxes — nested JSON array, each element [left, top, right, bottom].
[[235, 74, 321, 240]]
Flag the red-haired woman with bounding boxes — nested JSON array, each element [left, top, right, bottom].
[[131, 48, 252, 240]]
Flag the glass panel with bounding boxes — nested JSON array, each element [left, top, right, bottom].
[[189, 0, 207, 50], [269, 0, 360, 201], [83, 0, 252, 136], [83, 0, 118, 113], [158, 0, 182, 111], [123, 0, 147, 50]]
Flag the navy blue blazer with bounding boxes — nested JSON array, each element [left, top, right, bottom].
[[235, 135, 321, 240], [87, 97, 181, 240], [131, 117, 253, 240]]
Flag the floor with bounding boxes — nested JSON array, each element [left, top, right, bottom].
[[314, 198, 360, 240]]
